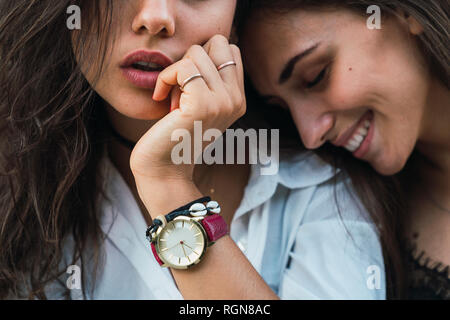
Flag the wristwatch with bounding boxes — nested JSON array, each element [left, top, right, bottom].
[[148, 199, 229, 269]]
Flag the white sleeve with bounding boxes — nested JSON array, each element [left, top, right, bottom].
[[279, 178, 386, 300]]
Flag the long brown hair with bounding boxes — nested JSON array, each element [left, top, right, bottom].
[[236, 0, 449, 299], [0, 0, 118, 299]]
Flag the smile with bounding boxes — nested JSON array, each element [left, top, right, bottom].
[[333, 111, 374, 158], [344, 119, 371, 152]]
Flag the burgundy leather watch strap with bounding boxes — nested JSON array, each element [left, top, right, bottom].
[[201, 214, 229, 242], [151, 243, 163, 266]]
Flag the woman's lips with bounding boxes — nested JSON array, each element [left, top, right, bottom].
[[120, 50, 173, 89], [120, 68, 161, 89], [333, 111, 375, 159]]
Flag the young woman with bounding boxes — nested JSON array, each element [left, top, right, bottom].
[[1, 1, 384, 299], [238, 0, 449, 299]]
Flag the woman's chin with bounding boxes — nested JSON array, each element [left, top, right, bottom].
[[371, 154, 408, 177]]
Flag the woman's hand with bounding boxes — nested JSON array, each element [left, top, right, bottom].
[[127, 36, 277, 299], [129, 35, 246, 186]]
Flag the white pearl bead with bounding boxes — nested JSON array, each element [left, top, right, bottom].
[[206, 201, 219, 209], [191, 209, 208, 217], [189, 203, 206, 212], [209, 207, 221, 214]]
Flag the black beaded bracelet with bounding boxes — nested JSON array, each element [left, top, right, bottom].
[[145, 196, 211, 242]]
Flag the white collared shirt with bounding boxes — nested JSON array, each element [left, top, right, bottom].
[[48, 151, 385, 300]]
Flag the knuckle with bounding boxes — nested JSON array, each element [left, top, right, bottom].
[[179, 57, 192, 68], [211, 34, 229, 45], [185, 44, 203, 59], [230, 44, 242, 56], [229, 90, 243, 109], [238, 102, 247, 117], [180, 58, 197, 73], [234, 94, 245, 109], [191, 44, 204, 52]]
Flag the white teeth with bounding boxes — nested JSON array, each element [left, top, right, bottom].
[[357, 127, 368, 136], [344, 119, 372, 153], [352, 134, 364, 144], [348, 139, 360, 148], [346, 144, 358, 152]]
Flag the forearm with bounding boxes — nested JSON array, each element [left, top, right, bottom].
[[135, 177, 279, 300], [173, 235, 277, 300]]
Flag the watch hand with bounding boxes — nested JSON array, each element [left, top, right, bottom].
[[181, 243, 188, 257], [182, 242, 195, 251], [166, 242, 180, 251]]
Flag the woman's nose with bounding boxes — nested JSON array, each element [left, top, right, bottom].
[[132, 0, 175, 36], [290, 105, 335, 150]]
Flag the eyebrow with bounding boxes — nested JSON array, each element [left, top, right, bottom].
[[278, 43, 320, 85]]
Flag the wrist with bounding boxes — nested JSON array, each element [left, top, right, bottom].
[[147, 197, 228, 270], [135, 177, 202, 220], [132, 163, 194, 181]]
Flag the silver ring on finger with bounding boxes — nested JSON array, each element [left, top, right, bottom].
[[180, 73, 203, 92], [217, 61, 237, 71]]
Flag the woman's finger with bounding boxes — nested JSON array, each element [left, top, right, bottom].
[[230, 44, 246, 117], [203, 35, 239, 89], [153, 58, 207, 101], [230, 44, 245, 97], [169, 86, 182, 112], [183, 45, 224, 93]]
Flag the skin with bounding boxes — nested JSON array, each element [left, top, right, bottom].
[[73, 0, 249, 224], [74, 0, 276, 299], [241, 9, 450, 265]]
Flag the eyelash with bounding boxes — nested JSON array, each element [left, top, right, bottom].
[[306, 66, 329, 89]]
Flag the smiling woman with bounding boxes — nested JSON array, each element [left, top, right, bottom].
[[237, 0, 450, 299]]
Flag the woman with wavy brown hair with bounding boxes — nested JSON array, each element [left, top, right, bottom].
[[238, 0, 449, 299], [0, 0, 249, 299]]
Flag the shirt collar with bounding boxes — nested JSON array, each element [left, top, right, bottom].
[[233, 151, 337, 221]]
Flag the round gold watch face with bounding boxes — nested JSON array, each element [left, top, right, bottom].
[[155, 216, 207, 269]]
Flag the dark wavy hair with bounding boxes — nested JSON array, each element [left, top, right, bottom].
[[0, 0, 119, 299], [236, 0, 449, 299]]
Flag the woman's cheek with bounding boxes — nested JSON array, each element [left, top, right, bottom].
[[371, 112, 419, 175]]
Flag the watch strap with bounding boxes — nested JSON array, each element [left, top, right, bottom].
[[146, 196, 211, 242], [151, 242, 164, 266], [165, 196, 211, 221], [201, 214, 229, 242]]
